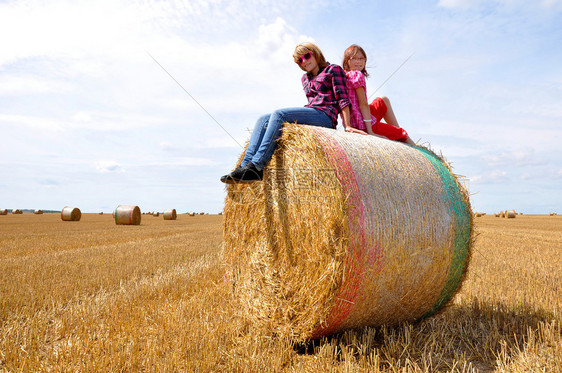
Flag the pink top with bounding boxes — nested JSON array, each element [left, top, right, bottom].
[[344, 70, 376, 131]]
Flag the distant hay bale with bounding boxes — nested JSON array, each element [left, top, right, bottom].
[[495, 213, 500, 217], [0, 209, 8, 215], [506, 210, 516, 219], [113, 205, 141, 225], [34, 210, 43, 214], [223, 124, 473, 340], [12, 209, 23, 214], [61, 207, 81, 221], [475, 212, 482, 217], [549, 212, 557, 216], [500, 211, 506, 218], [153, 212, 160, 217], [163, 209, 177, 220], [99, 212, 104, 215]]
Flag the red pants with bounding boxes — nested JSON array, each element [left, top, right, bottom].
[[369, 97, 408, 142]]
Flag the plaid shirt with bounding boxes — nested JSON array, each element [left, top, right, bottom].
[[302, 63, 351, 127]]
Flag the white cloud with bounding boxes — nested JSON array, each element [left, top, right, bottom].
[[471, 170, 508, 184], [437, 0, 475, 8], [0, 76, 72, 95], [481, 150, 546, 168], [438, 0, 562, 10], [146, 158, 216, 167], [0, 114, 65, 132], [159, 141, 174, 150], [202, 137, 245, 149], [95, 160, 124, 173]]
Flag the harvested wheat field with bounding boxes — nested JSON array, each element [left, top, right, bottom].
[[0, 213, 560, 372]]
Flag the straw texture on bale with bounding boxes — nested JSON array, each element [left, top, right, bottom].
[[61, 207, 81, 221], [163, 209, 177, 220], [0, 209, 8, 215], [113, 205, 141, 225], [223, 124, 473, 340]]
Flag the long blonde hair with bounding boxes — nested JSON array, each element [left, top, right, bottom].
[[293, 42, 328, 71]]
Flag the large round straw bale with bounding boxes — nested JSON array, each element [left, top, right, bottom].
[[0, 209, 8, 215], [12, 209, 23, 214], [34, 209, 43, 214], [61, 207, 81, 221], [113, 205, 141, 225], [163, 209, 177, 220], [506, 210, 516, 218], [223, 125, 473, 340]]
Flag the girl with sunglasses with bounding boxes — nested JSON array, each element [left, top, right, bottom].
[[221, 42, 351, 183], [341, 44, 415, 145]]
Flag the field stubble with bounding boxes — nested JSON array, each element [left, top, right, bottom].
[[0, 213, 560, 372]]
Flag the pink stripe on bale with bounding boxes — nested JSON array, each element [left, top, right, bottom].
[[309, 128, 384, 339]]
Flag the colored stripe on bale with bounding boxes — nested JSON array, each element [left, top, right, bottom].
[[223, 124, 473, 340], [416, 146, 472, 319], [113, 205, 142, 225]]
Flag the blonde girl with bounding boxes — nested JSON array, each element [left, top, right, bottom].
[[221, 42, 351, 183]]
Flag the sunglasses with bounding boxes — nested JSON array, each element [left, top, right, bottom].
[[297, 51, 313, 64]]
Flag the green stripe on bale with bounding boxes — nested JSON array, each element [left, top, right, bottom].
[[415, 146, 472, 319]]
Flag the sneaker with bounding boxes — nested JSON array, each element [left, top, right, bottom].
[[220, 163, 263, 184], [220, 165, 243, 184]]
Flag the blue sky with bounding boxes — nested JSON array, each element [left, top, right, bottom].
[[1, 0, 561, 214]]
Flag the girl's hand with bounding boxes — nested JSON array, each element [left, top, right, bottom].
[[345, 127, 368, 135]]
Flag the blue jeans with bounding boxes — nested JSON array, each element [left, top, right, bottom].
[[241, 107, 333, 169]]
